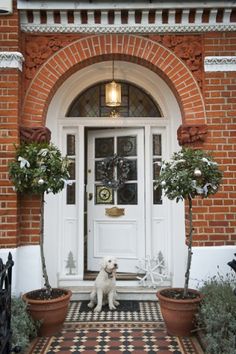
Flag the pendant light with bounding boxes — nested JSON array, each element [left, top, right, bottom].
[[105, 60, 121, 107]]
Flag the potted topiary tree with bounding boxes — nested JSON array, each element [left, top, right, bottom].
[[155, 147, 222, 336], [9, 142, 72, 336]]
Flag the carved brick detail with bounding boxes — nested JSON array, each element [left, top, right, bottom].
[[149, 34, 203, 88], [24, 36, 75, 81], [177, 124, 208, 146], [20, 126, 51, 143], [24, 34, 203, 88]]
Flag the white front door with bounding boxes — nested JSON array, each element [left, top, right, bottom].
[[87, 128, 145, 273]]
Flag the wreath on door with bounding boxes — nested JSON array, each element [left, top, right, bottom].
[[99, 154, 130, 189]]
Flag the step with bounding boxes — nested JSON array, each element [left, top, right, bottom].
[[69, 286, 159, 301]]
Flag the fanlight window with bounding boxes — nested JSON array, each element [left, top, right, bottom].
[[67, 82, 162, 118]]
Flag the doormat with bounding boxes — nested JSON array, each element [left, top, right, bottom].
[[28, 322, 204, 354], [79, 300, 140, 312], [66, 300, 163, 322]]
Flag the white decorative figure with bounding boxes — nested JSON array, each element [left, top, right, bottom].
[[136, 252, 168, 288]]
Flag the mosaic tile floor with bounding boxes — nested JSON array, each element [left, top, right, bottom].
[[28, 301, 204, 354]]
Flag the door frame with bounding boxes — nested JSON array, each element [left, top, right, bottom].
[[45, 61, 186, 288]]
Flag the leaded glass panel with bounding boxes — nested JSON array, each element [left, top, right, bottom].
[[153, 134, 162, 156], [117, 136, 137, 156], [66, 82, 162, 118], [68, 159, 76, 180], [67, 134, 75, 155], [95, 137, 114, 158], [153, 158, 161, 180], [153, 183, 162, 205], [118, 159, 137, 181], [129, 86, 161, 117], [67, 183, 76, 204], [117, 183, 137, 205]]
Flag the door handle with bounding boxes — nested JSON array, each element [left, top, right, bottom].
[[88, 193, 93, 201]]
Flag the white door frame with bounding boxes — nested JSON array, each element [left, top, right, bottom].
[[45, 61, 186, 288]]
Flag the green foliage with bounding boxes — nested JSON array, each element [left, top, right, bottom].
[[197, 274, 236, 354], [11, 297, 40, 351], [9, 142, 70, 195], [156, 147, 222, 202]]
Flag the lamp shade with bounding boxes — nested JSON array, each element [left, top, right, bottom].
[[105, 80, 121, 107]]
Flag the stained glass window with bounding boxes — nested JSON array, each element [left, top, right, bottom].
[[67, 82, 162, 117], [153, 134, 162, 205]]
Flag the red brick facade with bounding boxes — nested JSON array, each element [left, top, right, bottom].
[[0, 2, 235, 249]]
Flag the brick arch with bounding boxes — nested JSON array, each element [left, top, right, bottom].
[[22, 34, 206, 126]]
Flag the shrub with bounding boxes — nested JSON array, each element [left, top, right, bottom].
[[11, 297, 39, 351], [197, 273, 236, 354]]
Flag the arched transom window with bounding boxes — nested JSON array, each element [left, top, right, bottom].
[[67, 82, 163, 118]]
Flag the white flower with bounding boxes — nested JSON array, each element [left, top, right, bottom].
[[201, 157, 217, 166], [18, 156, 30, 168], [170, 159, 185, 169], [38, 148, 49, 157], [196, 186, 204, 194], [62, 179, 73, 186], [38, 179, 44, 185]]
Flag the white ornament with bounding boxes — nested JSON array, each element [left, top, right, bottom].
[[194, 168, 202, 177], [38, 179, 44, 185], [161, 180, 166, 187], [136, 252, 168, 289]]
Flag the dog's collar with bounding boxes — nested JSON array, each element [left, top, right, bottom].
[[105, 268, 114, 279]]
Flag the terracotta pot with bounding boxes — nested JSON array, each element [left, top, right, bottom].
[[22, 288, 72, 336], [157, 288, 203, 337]]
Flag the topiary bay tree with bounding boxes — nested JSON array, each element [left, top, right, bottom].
[[156, 147, 222, 298], [9, 142, 70, 298]]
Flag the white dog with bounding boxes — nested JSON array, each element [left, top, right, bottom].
[[88, 256, 119, 312]]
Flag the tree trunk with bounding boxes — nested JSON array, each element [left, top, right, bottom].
[[40, 193, 52, 295], [183, 196, 193, 298]]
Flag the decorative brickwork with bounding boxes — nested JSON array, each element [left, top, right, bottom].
[[22, 34, 205, 126], [24, 34, 203, 88], [150, 35, 203, 88], [20, 126, 51, 143], [24, 35, 76, 81], [177, 124, 208, 145]]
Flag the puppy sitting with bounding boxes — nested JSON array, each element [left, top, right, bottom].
[[88, 256, 119, 312]]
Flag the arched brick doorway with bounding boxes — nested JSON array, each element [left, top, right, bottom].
[[23, 34, 206, 289]]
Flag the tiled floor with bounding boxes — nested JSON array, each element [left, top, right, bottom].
[[28, 301, 204, 354]]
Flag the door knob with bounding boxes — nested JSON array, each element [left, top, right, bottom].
[[88, 193, 93, 201]]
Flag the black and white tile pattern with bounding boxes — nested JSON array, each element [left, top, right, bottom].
[[66, 300, 163, 322]]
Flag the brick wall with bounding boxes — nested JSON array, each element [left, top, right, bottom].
[[191, 32, 236, 246], [0, 1, 21, 248]]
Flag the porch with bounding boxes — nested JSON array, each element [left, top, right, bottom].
[[27, 300, 204, 354]]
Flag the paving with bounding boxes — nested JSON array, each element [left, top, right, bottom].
[[28, 301, 204, 354]]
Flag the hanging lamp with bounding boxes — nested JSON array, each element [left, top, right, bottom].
[[105, 60, 121, 107]]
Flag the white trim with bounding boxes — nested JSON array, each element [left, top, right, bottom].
[[0, 52, 24, 71], [204, 56, 236, 72], [20, 23, 236, 34], [20, 6, 236, 33], [17, 1, 236, 10]]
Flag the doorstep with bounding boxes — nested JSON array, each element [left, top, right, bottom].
[[68, 286, 160, 301]]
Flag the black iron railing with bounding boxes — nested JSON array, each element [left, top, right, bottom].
[[0, 253, 14, 354]]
